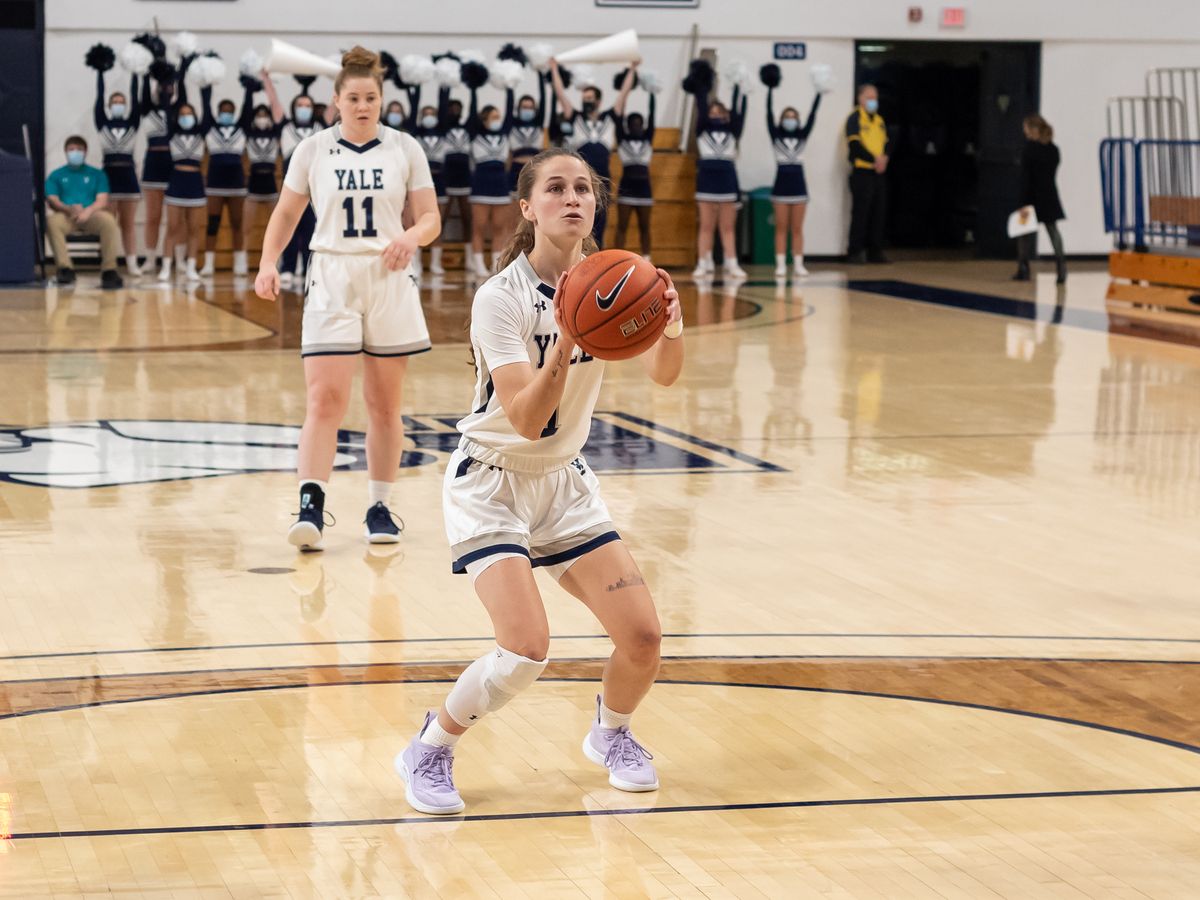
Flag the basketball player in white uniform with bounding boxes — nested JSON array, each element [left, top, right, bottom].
[[253, 47, 441, 549], [395, 147, 684, 815]]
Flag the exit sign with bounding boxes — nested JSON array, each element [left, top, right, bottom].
[[941, 6, 966, 27]]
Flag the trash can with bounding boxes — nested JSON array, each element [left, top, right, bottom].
[[748, 187, 775, 266]]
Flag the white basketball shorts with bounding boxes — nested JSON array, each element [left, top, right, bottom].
[[301, 252, 431, 357], [443, 447, 619, 581]]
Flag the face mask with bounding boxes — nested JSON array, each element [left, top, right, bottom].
[[581, 101, 597, 116], [560, 122, 574, 136], [486, 120, 502, 132], [421, 115, 438, 129], [781, 118, 799, 132], [178, 114, 196, 130], [519, 108, 535, 123], [110, 104, 127, 119], [254, 116, 272, 130], [294, 107, 313, 125], [386, 112, 403, 128], [864, 98, 879, 115], [66, 149, 85, 167], [218, 112, 236, 127]]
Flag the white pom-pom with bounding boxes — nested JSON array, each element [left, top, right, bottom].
[[527, 43, 554, 73], [723, 59, 753, 91], [190, 54, 226, 88], [573, 63, 597, 89], [118, 42, 153, 76], [401, 54, 435, 86], [639, 68, 663, 95], [490, 59, 525, 90], [458, 48, 486, 64], [435, 57, 462, 87], [172, 31, 198, 59], [239, 48, 263, 78], [810, 63, 835, 95]]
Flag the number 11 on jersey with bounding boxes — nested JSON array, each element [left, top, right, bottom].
[[342, 196, 377, 238]]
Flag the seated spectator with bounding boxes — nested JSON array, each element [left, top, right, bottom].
[[44, 135, 123, 288]]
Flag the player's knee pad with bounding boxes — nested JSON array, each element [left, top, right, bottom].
[[206, 215, 221, 237], [444, 645, 548, 728]]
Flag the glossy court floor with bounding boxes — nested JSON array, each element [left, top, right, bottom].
[[2, 257, 1200, 898]]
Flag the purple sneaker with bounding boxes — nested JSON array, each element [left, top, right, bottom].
[[395, 711, 465, 815], [582, 715, 659, 792]]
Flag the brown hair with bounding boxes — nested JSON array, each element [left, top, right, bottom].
[[64, 135, 87, 151], [495, 147, 609, 271], [335, 46, 385, 93], [1024, 113, 1053, 143]]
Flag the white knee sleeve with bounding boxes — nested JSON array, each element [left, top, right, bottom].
[[445, 645, 549, 728]]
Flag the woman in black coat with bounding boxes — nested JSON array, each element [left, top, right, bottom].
[[1015, 114, 1067, 283]]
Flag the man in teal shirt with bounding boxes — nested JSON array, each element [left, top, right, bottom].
[[45, 136, 124, 288]]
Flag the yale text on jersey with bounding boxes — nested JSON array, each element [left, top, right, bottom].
[[334, 168, 385, 191]]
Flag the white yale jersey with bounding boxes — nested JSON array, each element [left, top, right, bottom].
[[457, 253, 605, 473], [283, 124, 434, 254]]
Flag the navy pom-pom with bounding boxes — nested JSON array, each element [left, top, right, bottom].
[[613, 68, 639, 91], [149, 59, 177, 85], [294, 74, 317, 94], [461, 60, 489, 90], [681, 58, 714, 96], [133, 32, 166, 61], [86, 44, 115, 73], [380, 51, 399, 86], [759, 63, 781, 88], [558, 66, 573, 89], [240, 73, 263, 92], [498, 43, 527, 67]]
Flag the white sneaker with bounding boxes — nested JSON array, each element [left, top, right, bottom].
[[125, 255, 142, 277], [691, 256, 714, 279], [724, 260, 748, 279], [774, 261, 787, 278], [185, 259, 201, 283], [232, 250, 248, 276], [430, 248, 445, 275], [793, 262, 809, 278], [157, 260, 172, 283], [279, 272, 294, 290], [199, 252, 215, 277]]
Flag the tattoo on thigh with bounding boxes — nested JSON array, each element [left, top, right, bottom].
[[606, 572, 645, 592]]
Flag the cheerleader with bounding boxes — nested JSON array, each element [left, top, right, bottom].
[[507, 77, 546, 221], [614, 87, 655, 260], [466, 86, 515, 276], [395, 147, 683, 816], [158, 81, 212, 283], [441, 93, 474, 250], [93, 67, 142, 275], [548, 60, 637, 247], [238, 74, 284, 271], [275, 78, 326, 289], [384, 100, 406, 130], [253, 47, 441, 550], [766, 74, 820, 278], [405, 83, 448, 275], [138, 68, 177, 276], [201, 84, 252, 277], [686, 61, 747, 279]]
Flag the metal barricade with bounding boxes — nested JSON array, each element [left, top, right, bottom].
[[1145, 67, 1200, 140]]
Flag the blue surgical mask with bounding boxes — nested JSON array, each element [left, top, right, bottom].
[[294, 107, 313, 125], [518, 108, 535, 123], [179, 114, 196, 130], [66, 149, 85, 167], [560, 122, 574, 136], [864, 98, 879, 115], [421, 115, 438, 129], [386, 112, 403, 128], [110, 104, 127, 119], [218, 111, 236, 126], [781, 118, 799, 132], [486, 120, 502, 132]]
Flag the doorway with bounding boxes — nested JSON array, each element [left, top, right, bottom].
[[854, 40, 1040, 258]]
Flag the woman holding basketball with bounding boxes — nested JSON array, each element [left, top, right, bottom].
[[396, 147, 683, 815]]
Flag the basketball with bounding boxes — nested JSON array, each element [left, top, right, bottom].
[[559, 250, 669, 361]]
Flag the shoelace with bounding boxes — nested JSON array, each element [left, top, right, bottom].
[[292, 505, 336, 527], [414, 746, 455, 789], [604, 728, 653, 770], [365, 502, 404, 532]]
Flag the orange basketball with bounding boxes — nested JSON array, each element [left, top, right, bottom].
[[559, 250, 668, 361]]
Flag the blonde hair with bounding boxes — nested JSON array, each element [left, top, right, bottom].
[[1024, 113, 1053, 144], [495, 148, 609, 271], [335, 46, 385, 93]]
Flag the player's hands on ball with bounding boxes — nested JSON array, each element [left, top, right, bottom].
[[657, 268, 681, 332], [382, 232, 419, 271], [254, 268, 280, 301]]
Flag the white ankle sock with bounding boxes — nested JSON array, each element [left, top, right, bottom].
[[431, 247, 443, 267], [125, 254, 140, 273], [421, 716, 461, 748], [368, 480, 393, 507], [598, 701, 633, 730], [776, 253, 786, 267]]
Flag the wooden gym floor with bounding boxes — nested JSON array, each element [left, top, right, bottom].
[[2, 258, 1200, 898]]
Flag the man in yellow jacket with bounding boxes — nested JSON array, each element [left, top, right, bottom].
[[844, 84, 890, 264]]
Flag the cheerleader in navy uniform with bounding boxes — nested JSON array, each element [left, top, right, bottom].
[[138, 59, 179, 276], [275, 77, 325, 289], [405, 82, 449, 275], [158, 79, 212, 283], [685, 59, 747, 279], [763, 64, 821, 278], [507, 76, 546, 224], [440, 93, 474, 257], [201, 84, 252, 277], [93, 66, 143, 275], [384, 100, 406, 131], [614, 73, 656, 260], [243, 71, 284, 272], [465, 75, 514, 277], [549, 59, 637, 247]]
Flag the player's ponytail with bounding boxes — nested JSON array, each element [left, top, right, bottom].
[[335, 46, 385, 93]]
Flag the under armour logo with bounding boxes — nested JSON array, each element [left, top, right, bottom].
[[534, 298, 547, 312], [329, 147, 341, 155], [571, 458, 586, 475], [409, 274, 419, 288], [468, 714, 478, 721]]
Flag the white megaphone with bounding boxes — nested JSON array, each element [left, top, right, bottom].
[[556, 29, 640, 65], [265, 38, 342, 78]]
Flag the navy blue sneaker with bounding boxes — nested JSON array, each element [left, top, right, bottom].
[[289, 483, 331, 551], [364, 501, 403, 543]]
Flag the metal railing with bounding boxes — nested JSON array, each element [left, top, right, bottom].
[[1100, 137, 1200, 252], [1145, 68, 1200, 140], [1107, 96, 1188, 141]]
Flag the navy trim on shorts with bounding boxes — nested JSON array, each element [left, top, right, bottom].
[[531, 530, 621, 569], [451, 543, 530, 574], [362, 346, 433, 358], [299, 349, 362, 358], [454, 456, 477, 478]]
